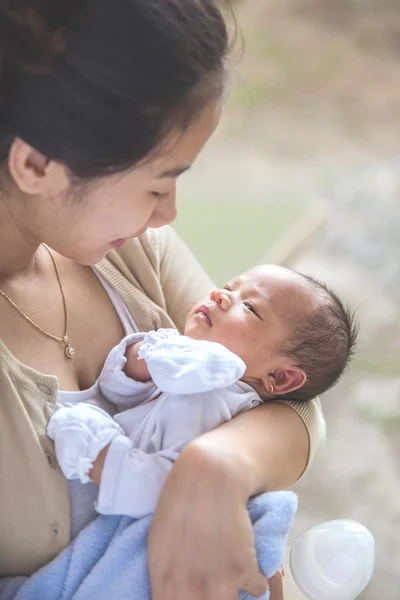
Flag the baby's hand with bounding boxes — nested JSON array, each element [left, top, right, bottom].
[[124, 342, 151, 382], [47, 404, 123, 484]]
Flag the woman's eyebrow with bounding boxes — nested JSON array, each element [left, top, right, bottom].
[[157, 165, 191, 179]]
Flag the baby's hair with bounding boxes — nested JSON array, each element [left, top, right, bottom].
[[279, 273, 359, 402]]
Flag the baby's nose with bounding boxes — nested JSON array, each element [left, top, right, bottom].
[[210, 289, 231, 310]]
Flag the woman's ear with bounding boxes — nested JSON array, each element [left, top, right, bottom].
[[262, 367, 307, 397], [8, 137, 68, 196]]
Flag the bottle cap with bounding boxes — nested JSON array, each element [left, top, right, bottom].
[[290, 519, 375, 600]]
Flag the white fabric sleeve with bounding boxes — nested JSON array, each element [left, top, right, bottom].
[[99, 332, 158, 411], [138, 329, 246, 394], [47, 404, 124, 484], [96, 435, 178, 518], [97, 386, 258, 517]]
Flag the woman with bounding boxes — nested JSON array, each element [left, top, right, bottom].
[[0, 0, 325, 598]]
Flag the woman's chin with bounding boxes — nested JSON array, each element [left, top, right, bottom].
[[68, 246, 111, 267]]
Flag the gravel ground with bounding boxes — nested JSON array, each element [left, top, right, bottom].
[[289, 161, 400, 600]]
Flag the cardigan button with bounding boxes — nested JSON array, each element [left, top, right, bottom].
[[50, 521, 60, 543], [45, 452, 58, 470], [37, 383, 51, 395]]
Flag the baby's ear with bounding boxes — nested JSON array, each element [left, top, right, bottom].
[[263, 367, 307, 396]]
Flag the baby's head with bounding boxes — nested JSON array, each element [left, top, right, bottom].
[[185, 265, 358, 401]]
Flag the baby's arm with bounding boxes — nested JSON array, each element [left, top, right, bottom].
[[99, 329, 246, 405], [98, 332, 156, 411], [47, 332, 181, 491], [48, 331, 248, 518], [47, 403, 180, 518], [123, 341, 150, 382], [47, 404, 123, 483], [138, 329, 246, 394], [95, 436, 179, 517], [94, 385, 259, 517], [98, 330, 180, 410]]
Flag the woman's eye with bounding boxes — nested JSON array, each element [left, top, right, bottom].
[[151, 191, 170, 199]]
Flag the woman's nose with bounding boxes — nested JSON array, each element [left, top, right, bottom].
[[210, 289, 232, 310], [148, 191, 177, 228]]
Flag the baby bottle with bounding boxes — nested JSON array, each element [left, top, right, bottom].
[[280, 519, 375, 600]]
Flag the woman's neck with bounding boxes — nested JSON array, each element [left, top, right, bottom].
[[0, 196, 41, 283]]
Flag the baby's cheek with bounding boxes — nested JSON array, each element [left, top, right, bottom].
[[184, 321, 206, 341], [215, 332, 245, 360]]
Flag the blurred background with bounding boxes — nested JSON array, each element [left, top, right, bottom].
[[173, 0, 400, 598]]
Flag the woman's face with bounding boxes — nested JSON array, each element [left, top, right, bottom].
[[15, 101, 221, 265]]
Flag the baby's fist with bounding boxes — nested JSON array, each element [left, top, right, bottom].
[[124, 342, 151, 382]]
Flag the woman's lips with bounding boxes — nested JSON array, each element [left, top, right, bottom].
[[195, 304, 212, 326], [111, 238, 127, 248], [110, 226, 149, 249]]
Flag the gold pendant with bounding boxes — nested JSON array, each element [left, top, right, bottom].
[[64, 336, 75, 359]]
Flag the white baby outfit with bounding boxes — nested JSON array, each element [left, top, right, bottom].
[[48, 329, 262, 519]]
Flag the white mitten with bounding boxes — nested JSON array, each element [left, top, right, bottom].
[[138, 330, 246, 394], [47, 404, 124, 483]]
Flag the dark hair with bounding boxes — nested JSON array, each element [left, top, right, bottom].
[[279, 274, 359, 402], [0, 0, 230, 179]]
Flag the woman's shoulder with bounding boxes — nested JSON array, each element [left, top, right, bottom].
[[279, 397, 327, 472]]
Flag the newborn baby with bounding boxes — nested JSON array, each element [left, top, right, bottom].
[[48, 265, 358, 518]]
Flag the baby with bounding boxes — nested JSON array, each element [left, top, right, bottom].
[[48, 265, 358, 518]]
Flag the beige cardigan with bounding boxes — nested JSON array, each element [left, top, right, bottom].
[[0, 226, 326, 577]]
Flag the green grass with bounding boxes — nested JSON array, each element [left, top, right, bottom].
[[358, 407, 400, 437], [230, 79, 270, 109], [233, 25, 345, 105], [352, 354, 400, 377], [246, 27, 302, 69], [173, 197, 304, 285]]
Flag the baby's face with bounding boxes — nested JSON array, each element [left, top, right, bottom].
[[184, 265, 315, 379]]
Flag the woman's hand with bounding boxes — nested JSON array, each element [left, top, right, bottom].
[[268, 572, 284, 600], [148, 401, 310, 600], [147, 440, 268, 600]]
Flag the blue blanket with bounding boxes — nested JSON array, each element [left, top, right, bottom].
[[1, 491, 297, 600]]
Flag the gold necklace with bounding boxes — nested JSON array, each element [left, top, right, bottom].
[[0, 244, 75, 359]]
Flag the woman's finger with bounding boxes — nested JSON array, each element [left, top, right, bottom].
[[148, 443, 274, 600], [242, 567, 268, 599], [151, 577, 241, 600], [268, 572, 284, 600]]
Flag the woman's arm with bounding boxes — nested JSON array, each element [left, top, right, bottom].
[[148, 402, 312, 600], [193, 401, 311, 493]]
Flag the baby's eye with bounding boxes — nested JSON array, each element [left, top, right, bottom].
[[223, 285, 232, 291], [244, 302, 258, 316]]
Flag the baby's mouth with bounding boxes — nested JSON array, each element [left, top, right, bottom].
[[195, 304, 212, 326]]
